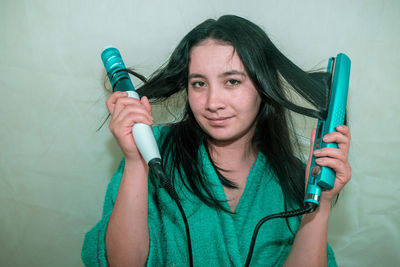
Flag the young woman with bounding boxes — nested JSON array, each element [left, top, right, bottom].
[[82, 15, 351, 266]]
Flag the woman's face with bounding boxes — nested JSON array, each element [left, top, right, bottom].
[[188, 39, 261, 145]]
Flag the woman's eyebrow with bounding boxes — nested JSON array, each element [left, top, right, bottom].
[[219, 70, 246, 78], [188, 73, 206, 80], [188, 70, 246, 80]]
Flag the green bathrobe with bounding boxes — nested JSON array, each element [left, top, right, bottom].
[[82, 126, 337, 266]]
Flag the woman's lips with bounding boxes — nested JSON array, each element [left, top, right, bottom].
[[206, 116, 233, 126]]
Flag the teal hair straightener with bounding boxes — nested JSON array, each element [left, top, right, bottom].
[[245, 53, 351, 267], [304, 53, 351, 208]]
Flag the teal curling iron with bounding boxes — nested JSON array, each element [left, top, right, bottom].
[[304, 53, 351, 208], [101, 46, 194, 267], [101, 46, 161, 165]]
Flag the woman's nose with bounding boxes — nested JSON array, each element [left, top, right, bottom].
[[205, 86, 226, 111]]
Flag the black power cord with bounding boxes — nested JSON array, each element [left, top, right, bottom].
[[149, 158, 194, 267], [244, 203, 317, 267], [149, 157, 317, 267]]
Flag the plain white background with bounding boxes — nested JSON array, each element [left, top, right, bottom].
[[0, 0, 399, 266]]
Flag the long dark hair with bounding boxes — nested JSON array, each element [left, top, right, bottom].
[[135, 15, 330, 212]]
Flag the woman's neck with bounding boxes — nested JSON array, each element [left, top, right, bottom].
[[207, 137, 258, 173]]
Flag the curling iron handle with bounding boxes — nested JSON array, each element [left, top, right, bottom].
[[126, 91, 161, 164]]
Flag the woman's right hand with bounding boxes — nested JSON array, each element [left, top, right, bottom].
[[105, 91, 152, 266], [106, 91, 154, 163]]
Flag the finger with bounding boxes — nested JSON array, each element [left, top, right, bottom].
[[112, 97, 143, 120], [113, 104, 154, 126], [315, 158, 351, 187], [141, 96, 152, 115], [322, 131, 350, 150], [111, 112, 154, 131], [313, 147, 347, 163], [314, 157, 349, 176], [109, 109, 154, 140], [336, 125, 351, 140], [106, 91, 128, 114]]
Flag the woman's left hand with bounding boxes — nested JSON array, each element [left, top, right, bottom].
[[305, 125, 352, 204]]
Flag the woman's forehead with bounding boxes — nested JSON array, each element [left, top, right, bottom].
[[189, 40, 245, 76]]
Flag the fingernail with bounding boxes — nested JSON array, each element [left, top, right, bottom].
[[315, 158, 324, 164], [323, 135, 329, 142], [313, 150, 321, 155]]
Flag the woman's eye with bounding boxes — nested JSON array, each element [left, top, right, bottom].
[[226, 79, 240, 87], [191, 81, 206, 88]]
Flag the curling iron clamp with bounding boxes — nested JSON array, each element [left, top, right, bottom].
[[304, 53, 351, 210]]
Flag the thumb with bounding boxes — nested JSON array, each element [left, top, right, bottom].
[[308, 127, 316, 160], [305, 128, 316, 182]]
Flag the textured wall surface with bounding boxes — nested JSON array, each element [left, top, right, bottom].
[[0, 0, 399, 266]]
